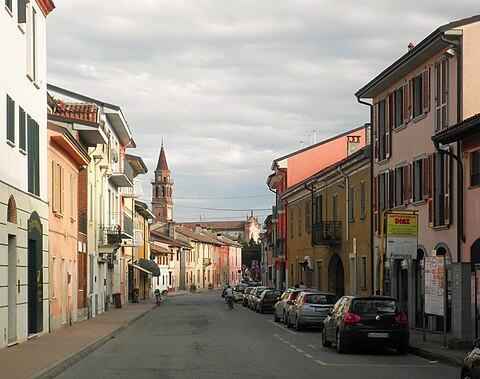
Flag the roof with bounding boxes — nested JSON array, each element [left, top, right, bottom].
[[150, 230, 191, 249], [126, 154, 148, 176], [432, 113, 480, 145], [156, 144, 169, 171], [180, 221, 246, 231], [53, 100, 98, 123], [150, 243, 171, 255], [175, 226, 221, 245], [356, 15, 480, 99]]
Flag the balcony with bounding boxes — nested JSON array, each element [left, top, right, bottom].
[[271, 206, 279, 223], [98, 225, 122, 247], [122, 178, 142, 198], [109, 157, 134, 188], [273, 238, 285, 258], [312, 221, 341, 245]]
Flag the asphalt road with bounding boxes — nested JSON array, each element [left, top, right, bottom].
[[56, 291, 459, 379]]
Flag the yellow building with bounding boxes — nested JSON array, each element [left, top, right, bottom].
[[281, 146, 371, 298]]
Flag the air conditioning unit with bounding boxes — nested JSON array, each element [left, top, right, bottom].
[[111, 148, 118, 163]]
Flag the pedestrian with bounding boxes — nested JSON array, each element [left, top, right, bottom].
[[299, 281, 306, 289]]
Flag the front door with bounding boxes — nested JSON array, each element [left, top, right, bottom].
[[28, 212, 43, 335], [328, 253, 345, 298], [8, 235, 17, 344]]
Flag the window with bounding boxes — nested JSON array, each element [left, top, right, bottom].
[[361, 256, 367, 290], [18, 0, 26, 23], [52, 257, 57, 298], [305, 199, 311, 233], [413, 73, 424, 118], [19, 106, 25, 151], [394, 85, 405, 128], [360, 181, 366, 219], [471, 151, 480, 187], [395, 166, 404, 207], [290, 207, 294, 238], [298, 203, 302, 236], [374, 171, 390, 234], [374, 97, 390, 161], [51, 162, 64, 214], [349, 185, 355, 222], [5, 0, 12, 12], [70, 174, 76, 218], [314, 195, 322, 223], [435, 58, 448, 131], [413, 159, 423, 202], [332, 194, 338, 222], [432, 150, 450, 227], [6, 95, 15, 144], [27, 116, 39, 195]]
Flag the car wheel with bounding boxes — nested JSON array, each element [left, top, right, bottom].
[[336, 330, 347, 354], [274, 311, 279, 322], [462, 370, 475, 379], [322, 329, 332, 347], [260, 306, 264, 314], [283, 312, 288, 325], [396, 343, 408, 355], [295, 317, 302, 331], [287, 314, 293, 328]]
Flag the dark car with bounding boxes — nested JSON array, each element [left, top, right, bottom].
[[250, 286, 273, 311], [256, 289, 283, 314], [322, 295, 409, 354], [462, 339, 480, 379]]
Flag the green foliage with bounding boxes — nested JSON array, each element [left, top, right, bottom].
[[189, 283, 197, 292], [241, 238, 261, 269]]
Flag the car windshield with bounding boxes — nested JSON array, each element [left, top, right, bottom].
[[352, 299, 398, 314], [265, 290, 282, 298], [234, 285, 247, 292], [305, 294, 336, 304]]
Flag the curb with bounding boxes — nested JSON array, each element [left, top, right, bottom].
[[31, 305, 155, 379], [408, 345, 464, 368]]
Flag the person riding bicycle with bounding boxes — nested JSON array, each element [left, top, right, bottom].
[[225, 285, 234, 309]]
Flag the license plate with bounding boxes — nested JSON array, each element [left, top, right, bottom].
[[315, 308, 328, 313], [367, 332, 389, 338]]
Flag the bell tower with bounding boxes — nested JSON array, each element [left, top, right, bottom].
[[151, 140, 174, 222]]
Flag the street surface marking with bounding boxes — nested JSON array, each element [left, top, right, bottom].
[[290, 345, 297, 348], [267, 320, 297, 335], [296, 348, 304, 353], [304, 354, 314, 359], [308, 344, 317, 350], [315, 359, 328, 366]]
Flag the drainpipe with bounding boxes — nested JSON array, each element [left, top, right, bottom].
[[337, 167, 349, 241], [356, 98, 374, 295], [305, 183, 315, 247], [440, 33, 464, 263]]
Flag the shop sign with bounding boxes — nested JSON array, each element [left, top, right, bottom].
[[386, 213, 418, 259]]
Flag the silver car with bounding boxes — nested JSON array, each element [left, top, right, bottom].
[[274, 288, 304, 322], [287, 292, 337, 331]]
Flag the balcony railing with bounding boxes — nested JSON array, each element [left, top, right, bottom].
[[98, 225, 121, 247], [110, 157, 134, 188], [312, 221, 341, 245], [273, 238, 285, 258]]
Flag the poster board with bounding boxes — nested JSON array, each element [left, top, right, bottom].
[[424, 256, 445, 316], [385, 213, 418, 259]]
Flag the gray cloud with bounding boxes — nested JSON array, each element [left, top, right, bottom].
[[47, 0, 478, 222]]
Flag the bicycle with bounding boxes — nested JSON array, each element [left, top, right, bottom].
[[226, 296, 234, 310], [154, 290, 161, 306]]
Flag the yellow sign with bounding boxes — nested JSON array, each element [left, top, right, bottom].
[[386, 214, 418, 237]]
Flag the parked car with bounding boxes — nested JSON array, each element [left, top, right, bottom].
[[243, 287, 255, 307], [462, 339, 480, 379], [233, 284, 248, 303], [274, 288, 304, 323], [256, 289, 283, 314], [250, 286, 271, 310], [322, 295, 409, 354], [287, 291, 337, 331]]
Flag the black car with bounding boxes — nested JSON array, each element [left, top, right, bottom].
[[322, 295, 409, 354], [256, 290, 282, 314], [462, 339, 480, 379]]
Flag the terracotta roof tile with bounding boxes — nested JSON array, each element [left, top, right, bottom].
[[54, 99, 98, 123]]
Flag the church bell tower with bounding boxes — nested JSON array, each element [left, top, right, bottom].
[[151, 140, 173, 222]]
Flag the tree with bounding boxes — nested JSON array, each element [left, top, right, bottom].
[[241, 237, 261, 270]]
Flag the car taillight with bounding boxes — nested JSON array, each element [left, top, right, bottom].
[[395, 313, 408, 325], [302, 295, 307, 303], [344, 313, 361, 323]]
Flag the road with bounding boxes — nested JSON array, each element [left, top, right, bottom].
[[56, 291, 458, 379]]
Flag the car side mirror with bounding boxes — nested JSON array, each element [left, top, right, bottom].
[[474, 339, 480, 349], [286, 301, 293, 305]]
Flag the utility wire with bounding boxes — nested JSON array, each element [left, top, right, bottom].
[[175, 194, 272, 200], [174, 204, 271, 212]]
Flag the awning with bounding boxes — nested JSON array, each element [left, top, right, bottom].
[[138, 258, 160, 277], [129, 263, 152, 275]]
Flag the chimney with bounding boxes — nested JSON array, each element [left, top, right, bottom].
[[408, 42, 414, 51], [347, 135, 361, 156], [168, 221, 175, 238]]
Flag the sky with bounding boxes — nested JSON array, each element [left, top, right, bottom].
[[46, 1, 478, 224]]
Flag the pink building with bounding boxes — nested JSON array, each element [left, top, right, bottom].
[[47, 121, 89, 331], [356, 15, 480, 343]]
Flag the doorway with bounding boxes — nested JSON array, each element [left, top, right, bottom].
[[27, 212, 43, 335], [414, 249, 425, 327], [471, 238, 480, 337], [328, 253, 344, 297], [8, 235, 17, 344], [395, 260, 409, 315]]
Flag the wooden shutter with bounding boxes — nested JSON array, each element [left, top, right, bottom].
[[374, 102, 379, 162], [374, 175, 379, 234], [385, 96, 391, 159], [423, 155, 431, 200], [60, 166, 65, 214], [390, 92, 396, 130], [423, 68, 430, 113], [403, 83, 409, 124], [409, 78, 414, 120], [52, 161, 58, 213], [428, 154, 435, 227], [18, 0, 26, 23], [390, 169, 395, 208], [403, 164, 409, 205], [408, 162, 413, 202], [444, 154, 450, 225]]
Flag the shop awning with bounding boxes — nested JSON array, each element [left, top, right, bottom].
[[138, 258, 160, 277], [129, 263, 152, 275]]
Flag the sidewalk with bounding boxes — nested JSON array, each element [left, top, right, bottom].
[[409, 328, 471, 368], [0, 290, 471, 378]]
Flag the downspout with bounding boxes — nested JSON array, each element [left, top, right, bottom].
[[356, 98, 374, 295], [305, 183, 315, 247], [440, 33, 464, 263], [337, 167, 349, 241]]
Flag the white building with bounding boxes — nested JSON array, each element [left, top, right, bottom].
[[0, 0, 55, 348]]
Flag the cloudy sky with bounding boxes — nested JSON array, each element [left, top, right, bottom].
[[46, 1, 478, 223]]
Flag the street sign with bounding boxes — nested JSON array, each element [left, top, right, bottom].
[[385, 213, 418, 259], [424, 256, 445, 316]]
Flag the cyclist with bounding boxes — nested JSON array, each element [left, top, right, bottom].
[[225, 285, 234, 309]]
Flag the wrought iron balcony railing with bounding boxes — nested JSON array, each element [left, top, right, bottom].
[[312, 221, 341, 245]]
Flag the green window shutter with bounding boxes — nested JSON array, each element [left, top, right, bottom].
[[19, 106, 26, 150], [6, 0, 12, 12], [6, 95, 15, 143], [18, 0, 26, 23]]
